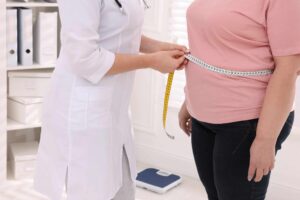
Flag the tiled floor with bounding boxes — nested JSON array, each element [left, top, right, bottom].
[[0, 179, 49, 200], [136, 176, 206, 200], [1, 165, 300, 200], [0, 175, 206, 200], [0, 162, 206, 200]]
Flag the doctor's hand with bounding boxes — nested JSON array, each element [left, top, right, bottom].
[[179, 101, 192, 136], [159, 43, 189, 70], [159, 42, 188, 53], [150, 50, 186, 74]]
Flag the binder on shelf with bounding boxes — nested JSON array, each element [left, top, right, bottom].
[[34, 12, 58, 66], [6, 9, 18, 67], [17, 8, 33, 66]]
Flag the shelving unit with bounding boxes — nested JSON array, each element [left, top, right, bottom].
[[0, 0, 60, 182], [5, 1, 58, 133], [6, 64, 54, 71], [6, 0, 58, 8], [0, 0, 7, 183], [7, 118, 42, 131]]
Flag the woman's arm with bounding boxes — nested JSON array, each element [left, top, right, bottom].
[[248, 55, 300, 182], [140, 35, 187, 53], [178, 100, 192, 136], [257, 56, 300, 140]]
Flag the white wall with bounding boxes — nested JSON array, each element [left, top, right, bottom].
[[132, 0, 198, 178], [131, 0, 300, 197]]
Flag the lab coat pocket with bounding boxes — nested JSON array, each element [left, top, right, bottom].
[[87, 87, 113, 130], [69, 87, 89, 132]]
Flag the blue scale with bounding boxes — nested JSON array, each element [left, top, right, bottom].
[[136, 168, 182, 194]]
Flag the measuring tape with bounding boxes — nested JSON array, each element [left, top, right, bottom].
[[162, 54, 273, 139], [163, 72, 175, 139]]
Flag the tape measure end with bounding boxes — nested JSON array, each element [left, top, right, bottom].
[[165, 130, 175, 140]]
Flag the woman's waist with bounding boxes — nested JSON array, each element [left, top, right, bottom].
[[185, 60, 272, 92], [191, 110, 295, 130], [185, 82, 266, 116], [185, 54, 274, 77], [189, 48, 275, 72], [187, 103, 262, 124], [188, 45, 275, 72]]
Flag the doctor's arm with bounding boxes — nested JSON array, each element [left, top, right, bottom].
[[106, 51, 185, 76], [140, 35, 187, 53], [248, 55, 300, 182], [107, 35, 190, 75], [106, 34, 189, 75]]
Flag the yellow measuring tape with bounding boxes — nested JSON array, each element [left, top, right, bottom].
[[163, 72, 175, 140]]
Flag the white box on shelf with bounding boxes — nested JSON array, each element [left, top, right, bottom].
[[8, 97, 43, 124], [8, 69, 53, 97], [34, 12, 58, 66], [8, 141, 39, 180]]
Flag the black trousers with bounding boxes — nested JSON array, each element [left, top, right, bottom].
[[191, 112, 294, 200]]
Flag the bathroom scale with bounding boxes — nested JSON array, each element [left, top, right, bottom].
[[136, 168, 182, 194]]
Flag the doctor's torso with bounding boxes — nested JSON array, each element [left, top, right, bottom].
[[59, 0, 144, 61], [52, 0, 145, 109], [41, 0, 145, 134]]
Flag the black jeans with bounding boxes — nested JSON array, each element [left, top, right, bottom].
[[191, 111, 294, 200]]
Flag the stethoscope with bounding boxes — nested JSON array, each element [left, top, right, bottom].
[[115, 0, 150, 13]]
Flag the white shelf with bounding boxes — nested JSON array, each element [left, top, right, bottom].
[[1, 0, 60, 182], [6, 1, 58, 8], [7, 118, 41, 131], [6, 65, 55, 71]]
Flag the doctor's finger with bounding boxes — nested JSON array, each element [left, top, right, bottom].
[[178, 59, 189, 70], [174, 45, 188, 52], [176, 56, 186, 68], [169, 50, 185, 57]]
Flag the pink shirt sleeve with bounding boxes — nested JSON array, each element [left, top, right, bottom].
[[267, 0, 300, 56]]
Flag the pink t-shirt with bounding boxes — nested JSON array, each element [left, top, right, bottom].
[[185, 0, 300, 124]]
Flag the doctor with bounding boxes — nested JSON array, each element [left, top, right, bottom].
[[34, 0, 186, 200]]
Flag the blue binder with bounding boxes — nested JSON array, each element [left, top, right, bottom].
[[136, 168, 182, 194]]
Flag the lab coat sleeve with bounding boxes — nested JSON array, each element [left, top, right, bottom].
[[57, 0, 115, 84]]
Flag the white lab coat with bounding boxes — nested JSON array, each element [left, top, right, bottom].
[[34, 0, 144, 199]]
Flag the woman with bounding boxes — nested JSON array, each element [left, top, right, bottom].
[[34, 0, 186, 200], [179, 0, 300, 200]]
